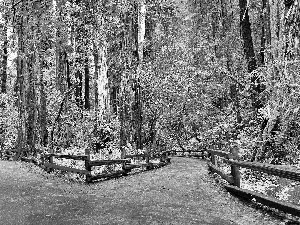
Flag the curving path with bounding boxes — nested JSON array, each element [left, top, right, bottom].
[[0, 157, 284, 225]]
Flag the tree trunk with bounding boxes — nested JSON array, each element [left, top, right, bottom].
[[135, 0, 146, 150], [138, 0, 146, 63], [135, 81, 143, 150], [260, 0, 272, 65], [239, 0, 257, 73], [84, 55, 90, 110], [211, 11, 218, 59], [100, 44, 109, 114], [239, 0, 263, 110], [221, 0, 241, 125], [270, 0, 282, 58], [75, 69, 83, 108], [39, 71, 48, 147], [65, 52, 71, 89], [15, 15, 26, 160], [284, 0, 299, 59], [119, 90, 126, 151], [26, 52, 37, 154], [1, 15, 8, 93], [55, 1, 65, 93], [220, 0, 229, 33], [93, 42, 99, 110]]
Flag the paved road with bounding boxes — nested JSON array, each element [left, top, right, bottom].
[[0, 157, 284, 225]]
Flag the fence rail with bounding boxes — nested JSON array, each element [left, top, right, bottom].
[[224, 159, 300, 182], [42, 149, 171, 183], [171, 147, 300, 217]]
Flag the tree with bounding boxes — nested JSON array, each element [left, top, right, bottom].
[[1, 13, 8, 93], [260, 0, 271, 65], [239, 0, 264, 111]]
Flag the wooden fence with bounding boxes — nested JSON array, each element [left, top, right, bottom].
[[167, 149, 204, 158], [169, 147, 300, 217], [42, 149, 171, 183]]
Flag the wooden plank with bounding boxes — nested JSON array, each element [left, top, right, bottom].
[[208, 162, 234, 184], [44, 154, 88, 161], [91, 171, 125, 181], [20, 157, 39, 165], [207, 150, 231, 159], [224, 160, 300, 182], [189, 153, 203, 157], [124, 154, 147, 158], [89, 159, 130, 167], [126, 162, 153, 168], [153, 161, 169, 167], [188, 150, 204, 153], [189, 154, 203, 158], [224, 184, 300, 217], [44, 162, 90, 175], [124, 164, 141, 170]]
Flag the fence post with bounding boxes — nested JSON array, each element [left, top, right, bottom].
[[121, 146, 131, 175], [230, 146, 240, 188], [121, 146, 126, 159], [146, 149, 150, 164], [211, 153, 217, 165], [164, 151, 170, 163], [201, 146, 205, 159], [48, 154, 54, 173], [85, 149, 92, 183]]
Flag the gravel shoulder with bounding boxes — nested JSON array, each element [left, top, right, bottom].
[[0, 157, 287, 225]]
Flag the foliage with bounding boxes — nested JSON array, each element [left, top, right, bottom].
[[0, 0, 299, 176]]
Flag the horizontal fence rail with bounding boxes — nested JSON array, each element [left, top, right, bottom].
[[170, 147, 300, 217], [0, 148, 171, 183], [224, 160, 300, 182], [42, 149, 171, 183], [224, 184, 300, 217]]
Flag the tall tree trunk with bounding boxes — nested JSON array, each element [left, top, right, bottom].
[[55, 1, 65, 93], [119, 89, 126, 153], [260, 0, 272, 65], [1, 15, 8, 93], [74, 16, 84, 108], [270, 0, 282, 58], [97, 43, 109, 117], [284, 0, 299, 60], [15, 14, 26, 160], [93, 42, 99, 110], [65, 53, 71, 89], [135, 0, 146, 150], [75, 69, 83, 108], [221, 0, 241, 125], [137, 0, 146, 63], [211, 11, 218, 59], [239, 0, 257, 72], [39, 71, 48, 147], [220, 0, 229, 34], [144, 7, 155, 60], [26, 52, 37, 154], [84, 55, 90, 110], [239, 0, 263, 110]]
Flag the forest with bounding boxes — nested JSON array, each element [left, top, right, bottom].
[[1, 0, 300, 198]]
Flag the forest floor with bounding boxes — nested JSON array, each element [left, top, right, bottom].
[[0, 157, 294, 225]]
